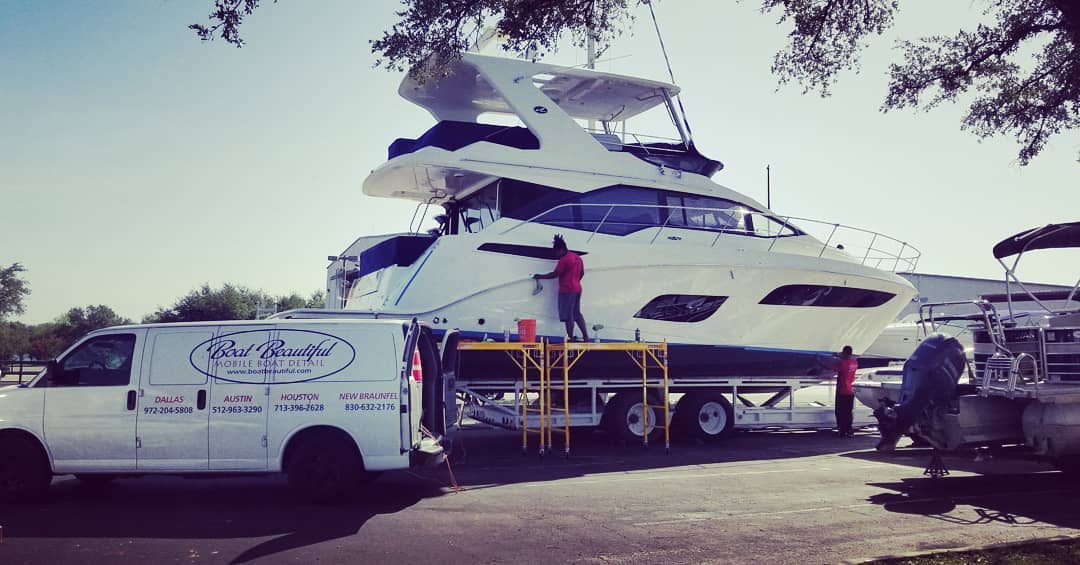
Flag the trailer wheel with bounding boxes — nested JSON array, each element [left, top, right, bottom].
[[604, 392, 661, 443], [676, 392, 734, 442], [0, 435, 51, 502], [287, 434, 364, 503]]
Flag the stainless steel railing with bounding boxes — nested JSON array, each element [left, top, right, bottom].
[[500, 202, 920, 272]]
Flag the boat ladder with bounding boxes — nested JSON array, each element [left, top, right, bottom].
[[980, 352, 1041, 399]]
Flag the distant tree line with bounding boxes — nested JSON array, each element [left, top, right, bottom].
[[0, 263, 323, 362]]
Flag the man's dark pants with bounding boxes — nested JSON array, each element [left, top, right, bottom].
[[835, 393, 855, 435]]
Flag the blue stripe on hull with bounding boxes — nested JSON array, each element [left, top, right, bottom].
[[443, 330, 841, 379]]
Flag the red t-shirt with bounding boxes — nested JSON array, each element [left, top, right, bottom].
[[555, 252, 583, 293], [836, 357, 858, 396]]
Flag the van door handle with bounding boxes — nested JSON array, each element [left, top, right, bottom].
[[197, 389, 207, 410], [127, 390, 136, 411]]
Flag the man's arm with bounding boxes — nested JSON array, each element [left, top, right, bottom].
[[536, 255, 566, 280], [816, 353, 840, 372]]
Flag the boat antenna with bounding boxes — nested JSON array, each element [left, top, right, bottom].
[[645, 0, 694, 146], [766, 164, 771, 209], [587, 28, 597, 132]]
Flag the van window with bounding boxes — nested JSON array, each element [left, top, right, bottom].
[[50, 334, 136, 387], [149, 331, 213, 385]]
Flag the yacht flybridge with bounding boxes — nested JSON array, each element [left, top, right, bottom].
[[303, 53, 919, 377]]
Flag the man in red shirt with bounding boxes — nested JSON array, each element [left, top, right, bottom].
[[822, 345, 858, 437], [533, 235, 589, 342]]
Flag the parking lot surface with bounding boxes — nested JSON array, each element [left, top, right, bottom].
[[1, 425, 1078, 564]]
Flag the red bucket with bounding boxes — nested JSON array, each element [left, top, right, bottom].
[[517, 319, 537, 343]]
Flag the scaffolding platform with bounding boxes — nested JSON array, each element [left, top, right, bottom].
[[458, 340, 672, 455]]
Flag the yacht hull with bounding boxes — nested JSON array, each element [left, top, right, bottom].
[[341, 229, 916, 378]]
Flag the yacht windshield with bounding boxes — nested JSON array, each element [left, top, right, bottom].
[[510, 183, 801, 238], [442, 179, 802, 239], [453, 182, 500, 233]]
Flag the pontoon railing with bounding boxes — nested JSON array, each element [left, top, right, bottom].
[[500, 202, 920, 272]]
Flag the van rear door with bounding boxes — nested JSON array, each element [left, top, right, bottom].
[[399, 319, 422, 453]]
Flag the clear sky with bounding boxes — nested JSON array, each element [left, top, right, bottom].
[[3, 1, 1078, 325]]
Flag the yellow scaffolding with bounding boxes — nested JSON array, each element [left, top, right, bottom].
[[547, 341, 670, 454], [456, 341, 548, 455]]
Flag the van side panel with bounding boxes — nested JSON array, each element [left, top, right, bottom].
[[136, 328, 214, 470], [265, 323, 407, 472], [206, 325, 273, 470]]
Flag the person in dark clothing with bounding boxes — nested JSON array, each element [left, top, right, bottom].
[[533, 235, 589, 342], [822, 345, 858, 437]]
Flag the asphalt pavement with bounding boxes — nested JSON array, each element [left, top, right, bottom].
[[1, 425, 1078, 564]]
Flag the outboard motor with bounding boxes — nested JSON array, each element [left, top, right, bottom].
[[874, 333, 966, 452]]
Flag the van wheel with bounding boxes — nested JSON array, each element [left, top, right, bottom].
[[604, 392, 662, 444], [287, 436, 363, 503], [0, 435, 51, 502], [675, 392, 734, 442]]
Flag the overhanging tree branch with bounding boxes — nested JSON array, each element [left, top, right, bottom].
[[189, 0, 1080, 164]]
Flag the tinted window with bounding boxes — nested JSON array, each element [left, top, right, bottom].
[[499, 179, 575, 221], [664, 194, 744, 231], [458, 182, 500, 232], [52, 334, 136, 387], [634, 295, 728, 323], [499, 181, 803, 238], [580, 187, 661, 235], [759, 285, 895, 308]]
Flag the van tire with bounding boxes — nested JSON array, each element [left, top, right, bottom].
[[286, 435, 364, 503], [675, 392, 734, 443], [0, 435, 52, 502]]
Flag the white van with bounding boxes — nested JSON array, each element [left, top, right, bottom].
[[0, 318, 452, 501]]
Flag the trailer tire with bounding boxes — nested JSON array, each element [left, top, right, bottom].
[[604, 392, 662, 443], [0, 434, 51, 502], [287, 434, 364, 503], [676, 392, 734, 442]]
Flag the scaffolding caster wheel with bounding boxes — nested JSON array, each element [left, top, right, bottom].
[[924, 451, 949, 479]]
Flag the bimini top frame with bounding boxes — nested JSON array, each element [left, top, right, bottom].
[[992, 222, 1080, 317]]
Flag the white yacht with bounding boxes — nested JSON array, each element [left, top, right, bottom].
[[312, 53, 919, 377]]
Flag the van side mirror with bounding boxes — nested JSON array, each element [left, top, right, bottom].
[[44, 360, 60, 385]]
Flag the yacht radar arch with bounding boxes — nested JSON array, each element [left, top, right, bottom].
[[364, 53, 725, 206]]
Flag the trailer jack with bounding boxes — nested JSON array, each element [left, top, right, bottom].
[[923, 450, 949, 479]]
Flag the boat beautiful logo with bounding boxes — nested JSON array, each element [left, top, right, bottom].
[[188, 329, 357, 384]]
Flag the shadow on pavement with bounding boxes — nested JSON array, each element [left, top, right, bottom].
[[429, 424, 882, 488], [841, 447, 1080, 530], [0, 473, 442, 563], [0, 425, 926, 562], [863, 473, 1080, 528]]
